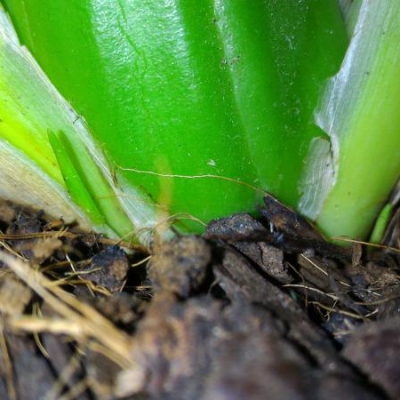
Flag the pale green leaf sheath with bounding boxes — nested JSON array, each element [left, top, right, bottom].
[[0, 7, 160, 242], [299, 1, 400, 240], [0, 9, 91, 228]]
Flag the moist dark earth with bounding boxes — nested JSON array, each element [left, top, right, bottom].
[[1, 197, 400, 400]]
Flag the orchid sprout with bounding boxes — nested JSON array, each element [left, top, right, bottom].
[[0, 0, 398, 245]]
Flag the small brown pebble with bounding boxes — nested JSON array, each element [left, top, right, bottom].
[[148, 236, 211, 297]]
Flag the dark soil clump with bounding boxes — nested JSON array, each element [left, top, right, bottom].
[[0, 198, 400, 400]]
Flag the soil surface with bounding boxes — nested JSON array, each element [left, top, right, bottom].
[[0, 196, 400, 400]]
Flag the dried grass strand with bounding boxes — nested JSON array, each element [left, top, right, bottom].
[[0, 252, 134, 369], [0, 320, 17, 400], [44, 352, 83, 400]]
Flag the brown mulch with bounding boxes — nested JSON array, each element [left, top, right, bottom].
[[0, 197, 400, 400]]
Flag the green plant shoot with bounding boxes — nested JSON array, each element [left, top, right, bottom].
[[0, 1, 399, 244]]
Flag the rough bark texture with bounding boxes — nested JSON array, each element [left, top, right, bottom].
[[0, 198, 399, 400]]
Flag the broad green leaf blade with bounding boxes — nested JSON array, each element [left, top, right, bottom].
[[213, 0, 347, 205], [2, 0, 347, 233]]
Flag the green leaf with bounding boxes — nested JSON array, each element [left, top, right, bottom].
[[1, 0, 347, 234], [0, 6, 161, 240], [48, 130, 106, 227], [49, 130, 135, 238], [300, 1, 400, 240]]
